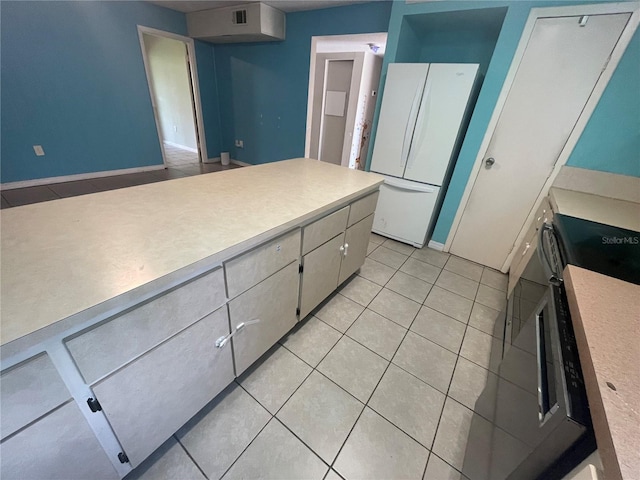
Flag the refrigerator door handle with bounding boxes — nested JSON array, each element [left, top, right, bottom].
[[384, 177, 436, 193], [406, 80, 432, 171], [400, 75, 427, 169]]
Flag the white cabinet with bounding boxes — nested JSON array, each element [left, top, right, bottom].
[[92, 307, 234, 467], [299, 233, 345, 319], [338, 214, 375, 285], [0, 354, 117, 480], [229, 261, 300, 375], [299, 193, 378, 318], [0, 401, 118, 480]]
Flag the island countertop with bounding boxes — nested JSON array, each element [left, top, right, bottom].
[[0, 159, 383, 347], [564, 266, 640, 480]]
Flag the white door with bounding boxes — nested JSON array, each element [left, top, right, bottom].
[[373, 176, 440, 248], [450, 13, 630, 269], [369, 63, 429, 178], [319, 60, 354, 166], [404, 64, 478, 186]]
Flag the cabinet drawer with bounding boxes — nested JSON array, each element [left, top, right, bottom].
[[66, 267, 226, 385], [302, 206, 349, 255], [299, 233, 345, 319], [93, 306, 234, 467], [347, 191, 379, 227], [339, 214, 375, 285], [229, 261, 299, 375], [1, 353, 71, 440], [0, 401, 118, 480], [225, 229, 301, 299]]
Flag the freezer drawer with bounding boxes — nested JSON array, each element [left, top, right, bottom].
[[372, 177, 440, 248]]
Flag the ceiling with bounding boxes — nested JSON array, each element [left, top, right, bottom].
[[148, 0, 377, 14]]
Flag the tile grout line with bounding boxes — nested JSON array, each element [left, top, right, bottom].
[[173, 434, 211, 480]]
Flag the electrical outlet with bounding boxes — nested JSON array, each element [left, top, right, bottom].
[[235, 140, 244, 148], [33, 145, 45, 156], [173, 125, 178, 132]]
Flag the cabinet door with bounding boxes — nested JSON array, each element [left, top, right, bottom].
[[0, 401, 118, 480], [230, 261, 300, 375], [299, 233, 345, 319], [93, 307, 234, 467], [338, 214, 375, 285], [1, 353, 70, 440]]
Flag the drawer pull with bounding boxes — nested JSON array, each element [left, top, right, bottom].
[[340, 243, 349, 257], [522, 243, 531, 256], [215, 319, 261, 348]]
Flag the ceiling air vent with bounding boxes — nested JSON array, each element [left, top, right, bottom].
[[187, 3, 285, 43], [232, 9, 247, 25]]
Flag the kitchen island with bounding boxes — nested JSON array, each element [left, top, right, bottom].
[[0, 158, 383, 479]]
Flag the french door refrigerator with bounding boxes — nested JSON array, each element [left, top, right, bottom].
[[370, 63, 479, 247]]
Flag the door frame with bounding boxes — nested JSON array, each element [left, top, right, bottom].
[[137, 26, 209, 166], [444, 2, 639, 272], [316, 55, 363, 167]]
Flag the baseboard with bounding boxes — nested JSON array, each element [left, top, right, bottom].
[[231, 159, 251, 167], [427, 240, 445, 251], [163, 141, 198, 153], [204, 157, 221, 164], [1, 165, 165, 190]]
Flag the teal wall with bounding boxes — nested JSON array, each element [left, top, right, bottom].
[[368, 0, 638, 245], [0, 1, 221, 183], [566, 28, 640, 177], [213, 2, 392, 165]]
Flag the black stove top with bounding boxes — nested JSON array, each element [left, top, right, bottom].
[[553, 214, 640, 285]]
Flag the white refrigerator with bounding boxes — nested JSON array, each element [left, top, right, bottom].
[[370, 63, 479, 248]]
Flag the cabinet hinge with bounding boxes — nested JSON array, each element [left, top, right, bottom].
[[296, 307, 301, 316], [298, 264, 304, 274], [87, 397, 102, 412], [118, 452, 130, 464]]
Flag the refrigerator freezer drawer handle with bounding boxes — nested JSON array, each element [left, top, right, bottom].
[[384, 178, 435, 193]]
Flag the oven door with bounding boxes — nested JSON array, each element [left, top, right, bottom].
[[463, 286, 587, 480]]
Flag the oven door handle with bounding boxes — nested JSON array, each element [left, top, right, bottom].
[[535, 312, 549, 423], [537, 223, 562, 286]]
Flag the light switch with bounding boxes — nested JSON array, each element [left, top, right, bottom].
[[33, 145, 45, 156]]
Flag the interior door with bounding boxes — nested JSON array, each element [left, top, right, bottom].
[[369, 63, 429, 178], [450, 14, 630, 269], [319, 60, 354, 166], [404, 64, 478, 186]]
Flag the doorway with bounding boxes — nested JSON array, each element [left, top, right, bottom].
[[138, 26, 208, 167], [305, 33, 386, 169], [446, 4, 637, 270]]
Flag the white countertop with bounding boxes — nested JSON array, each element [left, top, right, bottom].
[[549, 187, 640, 231], [0, 159, 383, 346]]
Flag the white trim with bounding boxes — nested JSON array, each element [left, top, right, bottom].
[[205, 157, 221, 164], [163, 140, 198, 153], [0, 166, 165, 190], [444, 2, 639, 271], [137, 26, 209, 166], [305, 36, 319, 158], [231, 159, 252, 167], [427, 240, 445, 251]]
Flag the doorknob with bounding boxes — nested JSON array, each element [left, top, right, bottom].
[[485, 158, 496, 168]]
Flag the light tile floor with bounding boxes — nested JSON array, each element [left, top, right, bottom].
[[127, 235, 509, 480], [163, 142, 200, 166]]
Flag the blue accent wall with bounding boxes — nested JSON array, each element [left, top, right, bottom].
[[369, 0, 637, 245], [212, 2, 392, 165], [566, 28, 640, 177], [0, 1, 219, 182]]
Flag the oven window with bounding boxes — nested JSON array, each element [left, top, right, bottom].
[[538, 305, 558, 421]]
